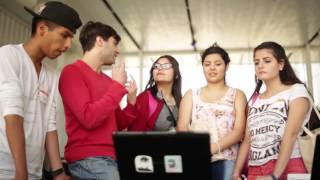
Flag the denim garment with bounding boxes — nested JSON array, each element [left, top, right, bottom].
[[68, 156, 120, 180], [211, 160, 235, 180]]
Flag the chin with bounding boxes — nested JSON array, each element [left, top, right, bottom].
[[47, 55, 59, 59], [105, 59, 115, 65], [47, 52, 63, 59], [104, 61, 114, 66], [256, 75, 268, 81], [207, 78, 223, 84], [155, 79, 171, 83]]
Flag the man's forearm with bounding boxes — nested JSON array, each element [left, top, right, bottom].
[[5, 115, 28, 178], [45, 130, 63, 171]]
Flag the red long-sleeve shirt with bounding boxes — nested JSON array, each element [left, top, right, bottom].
[[59, 60, 135, 163], [127, 90, 164, 131]]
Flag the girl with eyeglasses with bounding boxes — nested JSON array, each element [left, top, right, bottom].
[[177, 45, 247, 180], [126, 55, 182, 131]]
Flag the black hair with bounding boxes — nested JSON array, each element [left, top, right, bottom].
[[201, 44, 231, 65], [145, 55, 182, 108], [79, 21, 121, 52], [249, 41, 303, 102], [201, 44, 231, 83]]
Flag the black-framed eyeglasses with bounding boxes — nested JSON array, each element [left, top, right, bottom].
[[152, 63, 173, 70]]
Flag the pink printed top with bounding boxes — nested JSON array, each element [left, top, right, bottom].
[[191, 87, 239, 161]]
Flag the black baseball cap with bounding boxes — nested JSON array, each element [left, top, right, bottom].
[[24, 1, 82, 33]]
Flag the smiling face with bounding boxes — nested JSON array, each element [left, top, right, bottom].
[[152, 57, 175, 84], [202, 53, 228, 84], [254, 49, 284, 82]]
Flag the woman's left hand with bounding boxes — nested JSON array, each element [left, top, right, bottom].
[[126, 77, 137, 105]]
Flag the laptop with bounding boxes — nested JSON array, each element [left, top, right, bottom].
[[311, 134, 320, 180], [113, 132, 211, 180]]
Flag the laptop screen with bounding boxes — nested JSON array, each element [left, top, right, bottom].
[[113, 132, 211, 180]]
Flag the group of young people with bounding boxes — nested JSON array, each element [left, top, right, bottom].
[[0, 1, 313, 180]]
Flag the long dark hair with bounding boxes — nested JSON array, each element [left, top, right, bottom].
[[249, 41, 303, 101], [145, 55, 182, 107]]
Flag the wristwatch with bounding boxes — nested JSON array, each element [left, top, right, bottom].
[[51, 167, 64, 177]]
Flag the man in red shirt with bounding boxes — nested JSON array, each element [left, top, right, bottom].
[[59, 21, 137, 179]]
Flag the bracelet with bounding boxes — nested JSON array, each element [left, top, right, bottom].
[[51, 167, 64, 177], [270, 173, 277, 180]]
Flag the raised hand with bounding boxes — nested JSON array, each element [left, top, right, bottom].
[[126, 74, 137, 105], [112, 58, 127, 86]]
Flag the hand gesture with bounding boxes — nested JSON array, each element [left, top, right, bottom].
[[112, 58, 127, 85], [232, 173, 247, 180], [232, 174, 243, 180], [126, 74, 137, 105]]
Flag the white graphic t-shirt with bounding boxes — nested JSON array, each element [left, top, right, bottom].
[[247, 84, 312, 166]]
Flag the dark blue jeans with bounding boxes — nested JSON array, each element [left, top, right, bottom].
[[211, 160, 235, 180], [68, 156, 120, 180]]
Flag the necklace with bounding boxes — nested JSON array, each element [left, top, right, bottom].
[[164, 97, 176, 106], [156, 91, 176, 105]]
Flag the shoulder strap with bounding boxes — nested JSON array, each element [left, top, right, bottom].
[[297, 86, 320, 134], [251, 92, 259, 106], [310, 98, 320, 120], [307, 96, 320, 129], [224, 87, 236, 104], [163, 99, 177, 127], [191, 89, 199, 124]]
